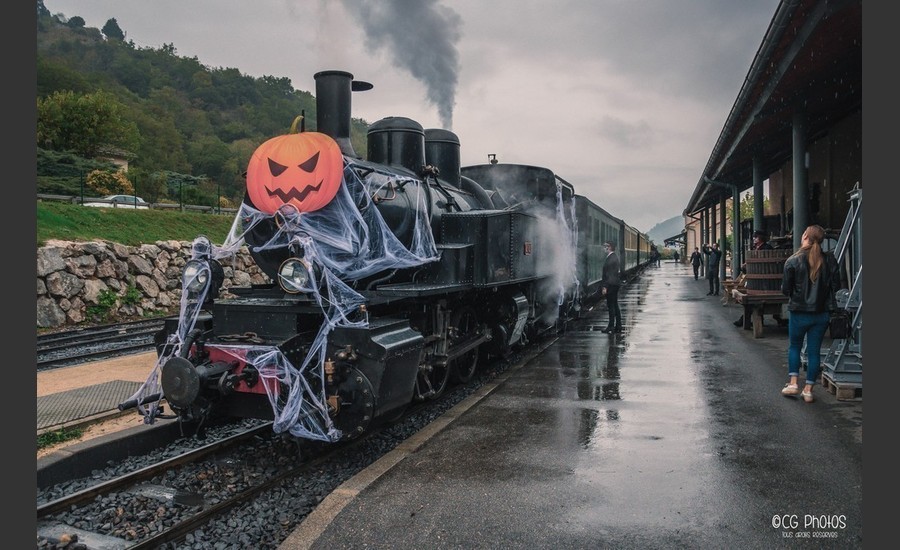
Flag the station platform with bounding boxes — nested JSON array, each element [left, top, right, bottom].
[[36, 262, 864, 547], [37, 352, 157, 435], [280, 262, 863, 548]]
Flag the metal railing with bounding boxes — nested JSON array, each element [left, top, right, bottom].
[[37, 193, 238, 215]]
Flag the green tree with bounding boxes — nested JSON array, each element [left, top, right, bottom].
[[128, 109, 191, 174], [101, 18, 124, 41], [36, 55, 95, 96], [141, 170, 172, 203], [739, 193, 770, 221], [37, 90, 140, 157], [86, 169, 133, 195], [187, 135, 233, 185], [108, 44, 152, 96], [67, 16, 85, 28]]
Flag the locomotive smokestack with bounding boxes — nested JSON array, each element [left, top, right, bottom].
[[314, 70, 372, 158]]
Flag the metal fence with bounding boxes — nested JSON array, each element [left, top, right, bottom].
[[36, 193, 238, 215]]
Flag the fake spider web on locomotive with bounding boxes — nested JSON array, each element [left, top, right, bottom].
[[121, 70, 592, 443]]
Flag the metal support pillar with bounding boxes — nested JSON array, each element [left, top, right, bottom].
[[792, 111, 808, 248], [703, 177, 740, 280], [719, 195, 727, 282], [753, 156, 765, 234], [732, 185, 741, 280]]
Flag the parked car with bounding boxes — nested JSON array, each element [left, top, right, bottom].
[[83, 194, 150, 209]]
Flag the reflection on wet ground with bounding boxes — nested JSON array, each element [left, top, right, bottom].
[[538, 266, 726, 531], [306, 262, 863, 548]]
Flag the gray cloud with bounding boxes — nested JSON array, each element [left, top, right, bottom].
[[341, 0, 462, 129], [456, 0, 778, 105], [596, 116, 655, 149]]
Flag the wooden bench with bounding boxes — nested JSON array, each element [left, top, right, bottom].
[[722, 274, 746, 305], [733, 290, 789, 338]]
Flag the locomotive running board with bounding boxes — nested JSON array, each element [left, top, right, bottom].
[[374, 282, 474, 297]]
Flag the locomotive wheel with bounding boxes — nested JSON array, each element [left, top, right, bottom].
[[414, 360, 450, 401], [449, 306, 480, 383]]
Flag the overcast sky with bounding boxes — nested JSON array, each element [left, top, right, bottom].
[[45, 0, 781, 233]]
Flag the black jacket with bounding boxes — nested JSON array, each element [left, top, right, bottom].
[[602, 252, 621, 287], [690, 251, 701, 266], [702, 245, 721, 274], [781, 251, 840, 313]]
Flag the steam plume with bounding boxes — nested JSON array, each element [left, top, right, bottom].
[[341, 0, 461, 129]]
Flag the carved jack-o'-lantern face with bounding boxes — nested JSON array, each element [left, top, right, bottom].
[[246, 119, 343, 214]]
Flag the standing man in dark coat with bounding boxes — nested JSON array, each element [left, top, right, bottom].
[[702, 242, 722, 296], [689, 247, 702, 280], [600, 240, 623, 333]]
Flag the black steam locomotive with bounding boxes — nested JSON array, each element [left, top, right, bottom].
[[124, 70, 652, 442]]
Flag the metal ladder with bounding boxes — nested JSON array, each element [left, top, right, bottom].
[[822, 185, 862, 387]]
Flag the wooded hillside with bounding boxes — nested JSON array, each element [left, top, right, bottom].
[[36, 0, 369, 207]]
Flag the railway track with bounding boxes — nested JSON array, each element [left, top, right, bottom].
[[37, 319, 165, 370], [37, 421, 284, 548], [35, 331, 560, 549], [36, 391, 466, 549]]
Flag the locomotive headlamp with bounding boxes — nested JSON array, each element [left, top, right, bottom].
[[184, 235, 224, 300], [182, 258, 224, 305], [183, 259, 211, 293], [277, 257, 315, 294]]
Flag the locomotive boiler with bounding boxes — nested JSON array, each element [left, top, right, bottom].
[[124, 70, 585, 442]]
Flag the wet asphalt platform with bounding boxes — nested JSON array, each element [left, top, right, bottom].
[[280, 261, 863, 549]]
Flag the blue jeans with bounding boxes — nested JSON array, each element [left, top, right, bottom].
[[787, 310, 830, 385]]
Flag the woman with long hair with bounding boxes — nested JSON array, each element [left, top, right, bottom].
[[780, 225, 841, 403]]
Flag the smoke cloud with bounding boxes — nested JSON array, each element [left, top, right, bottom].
[[341, 0, 462, 130]]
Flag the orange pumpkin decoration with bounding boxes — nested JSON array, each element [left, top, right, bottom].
[[246, 116, 344, 214]]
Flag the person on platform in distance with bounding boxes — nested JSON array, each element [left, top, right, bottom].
[[600, 240, 623, 333], [779, 224, 840, 403], [690, 247, 702, 280], [702, 242, 722, 296]]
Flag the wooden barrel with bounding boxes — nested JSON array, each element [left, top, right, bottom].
[[745, 249, 792, 291]]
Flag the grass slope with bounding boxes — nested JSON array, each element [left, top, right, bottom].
[[37, 202, 236, 247]]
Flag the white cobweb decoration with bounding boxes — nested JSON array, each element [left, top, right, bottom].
[[127, 160, 438, 442]]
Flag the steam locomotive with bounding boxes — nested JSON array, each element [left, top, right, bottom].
[[123, 70, 652, 442]]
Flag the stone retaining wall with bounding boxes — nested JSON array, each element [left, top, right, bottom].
[[36, 239, 269, 329]]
